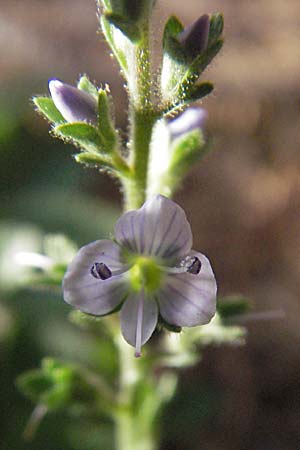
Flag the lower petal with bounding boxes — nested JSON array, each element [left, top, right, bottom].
[[158, 252, 217, 327], [120, 292, 158, 354], [63, 239, 127, 315]]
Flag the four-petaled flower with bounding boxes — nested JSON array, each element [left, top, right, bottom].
[[63, 195, 217, 356]]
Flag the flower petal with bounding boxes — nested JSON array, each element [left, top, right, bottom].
[[48, 79, 98, 125], [158, 251, 217, 326], [63, 240, 128, 315], [114, 195, 193, 260], [120, 292, 158, 352]]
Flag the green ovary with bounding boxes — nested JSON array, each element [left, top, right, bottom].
[[128, 256, 164, 293]]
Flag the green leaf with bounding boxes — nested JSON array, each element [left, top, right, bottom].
[[17, 358, 102, 411], [17, 370, 53, 402], [77, 75, 98, 98], [217, 296, 251, 319], [54, 122, 106, 153], [33, 97, 65, 124]]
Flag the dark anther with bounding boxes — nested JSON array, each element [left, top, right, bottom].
[[187, 256, 202, 275], [90, 262, 112, 280]]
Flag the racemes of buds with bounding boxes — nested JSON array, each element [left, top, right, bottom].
[[48, 80, 98, 125], [177, 14, 210, 58], [168, 107, 208, 139], [63, 195, 217, 357]]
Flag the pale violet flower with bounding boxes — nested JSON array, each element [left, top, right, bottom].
[[63, 195, 217, 356], [48, 79, 98, 125]]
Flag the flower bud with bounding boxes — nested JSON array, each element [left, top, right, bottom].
[[177, 14, 210, 58], [168, 107, 208, 139], [48, 80, 98, 125]]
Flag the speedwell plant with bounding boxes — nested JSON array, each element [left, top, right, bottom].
[[17, 2, 247, 449]]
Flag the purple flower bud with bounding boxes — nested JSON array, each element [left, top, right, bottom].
[[168, 107, 208, 139], [48, 79, 98, 125], [177, 14, 210, 57]]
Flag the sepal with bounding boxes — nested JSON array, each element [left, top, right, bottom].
[[147, 113, 209, 197], [53, 122, 107, 154], [169, 81, 213, 111], [100, 15, 130, 76], [208, 12, 224, 46], [104, 12, 141, 42], [100, 0, 156, 41], [77, 75, 98, 98], [75, 152, 114, 169], [97, 88, 118, 148], [168, 128, 208, 178], [33, 97, 65, 124]]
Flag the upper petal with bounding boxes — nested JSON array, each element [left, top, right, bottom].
[[63, 239, 128, 315], [114, 195, 193, 260], [120, 292, 158, 352], [157, 251, 217, 327]]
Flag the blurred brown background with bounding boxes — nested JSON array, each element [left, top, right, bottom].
[[1, 1, 300, 449]]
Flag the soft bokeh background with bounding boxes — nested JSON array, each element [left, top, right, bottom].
[[1, 0, 300, 449]]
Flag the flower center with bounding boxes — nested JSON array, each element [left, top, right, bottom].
[[128, 256, 164, 293]]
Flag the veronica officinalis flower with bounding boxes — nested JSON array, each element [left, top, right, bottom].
[[177, 14, 210, 58], [48, 79, 98, 125], [63, 195, 217, 356], [168, 107, 208, 140]]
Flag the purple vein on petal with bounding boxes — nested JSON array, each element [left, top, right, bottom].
[[148, 208, 161, 254], [139, 208, 146, 254], [135, 289, 144, 358], [130, 214, 138, 252], [172, 275, 214, 297], [160, 288, 211, 325], [161, 227, 184, 258], [154, 209, 178, 256], [74, 276, 124, 290], [74, 280, 124, 300], [75, 283, 125, 302], [164, 233, 190, 259], [164, 282, 212, 321], [120, 220, 134, 251]]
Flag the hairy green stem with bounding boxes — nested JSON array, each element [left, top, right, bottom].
[[123, 30, 161, 211], [115, 337, 156, 450]]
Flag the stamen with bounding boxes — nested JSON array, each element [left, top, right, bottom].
[[90, 262, 112, 280], [135, 289, 144, 358], [186, 256, 202, 274], [164, 256, 202, 275], [90, 262, 131, 280]]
